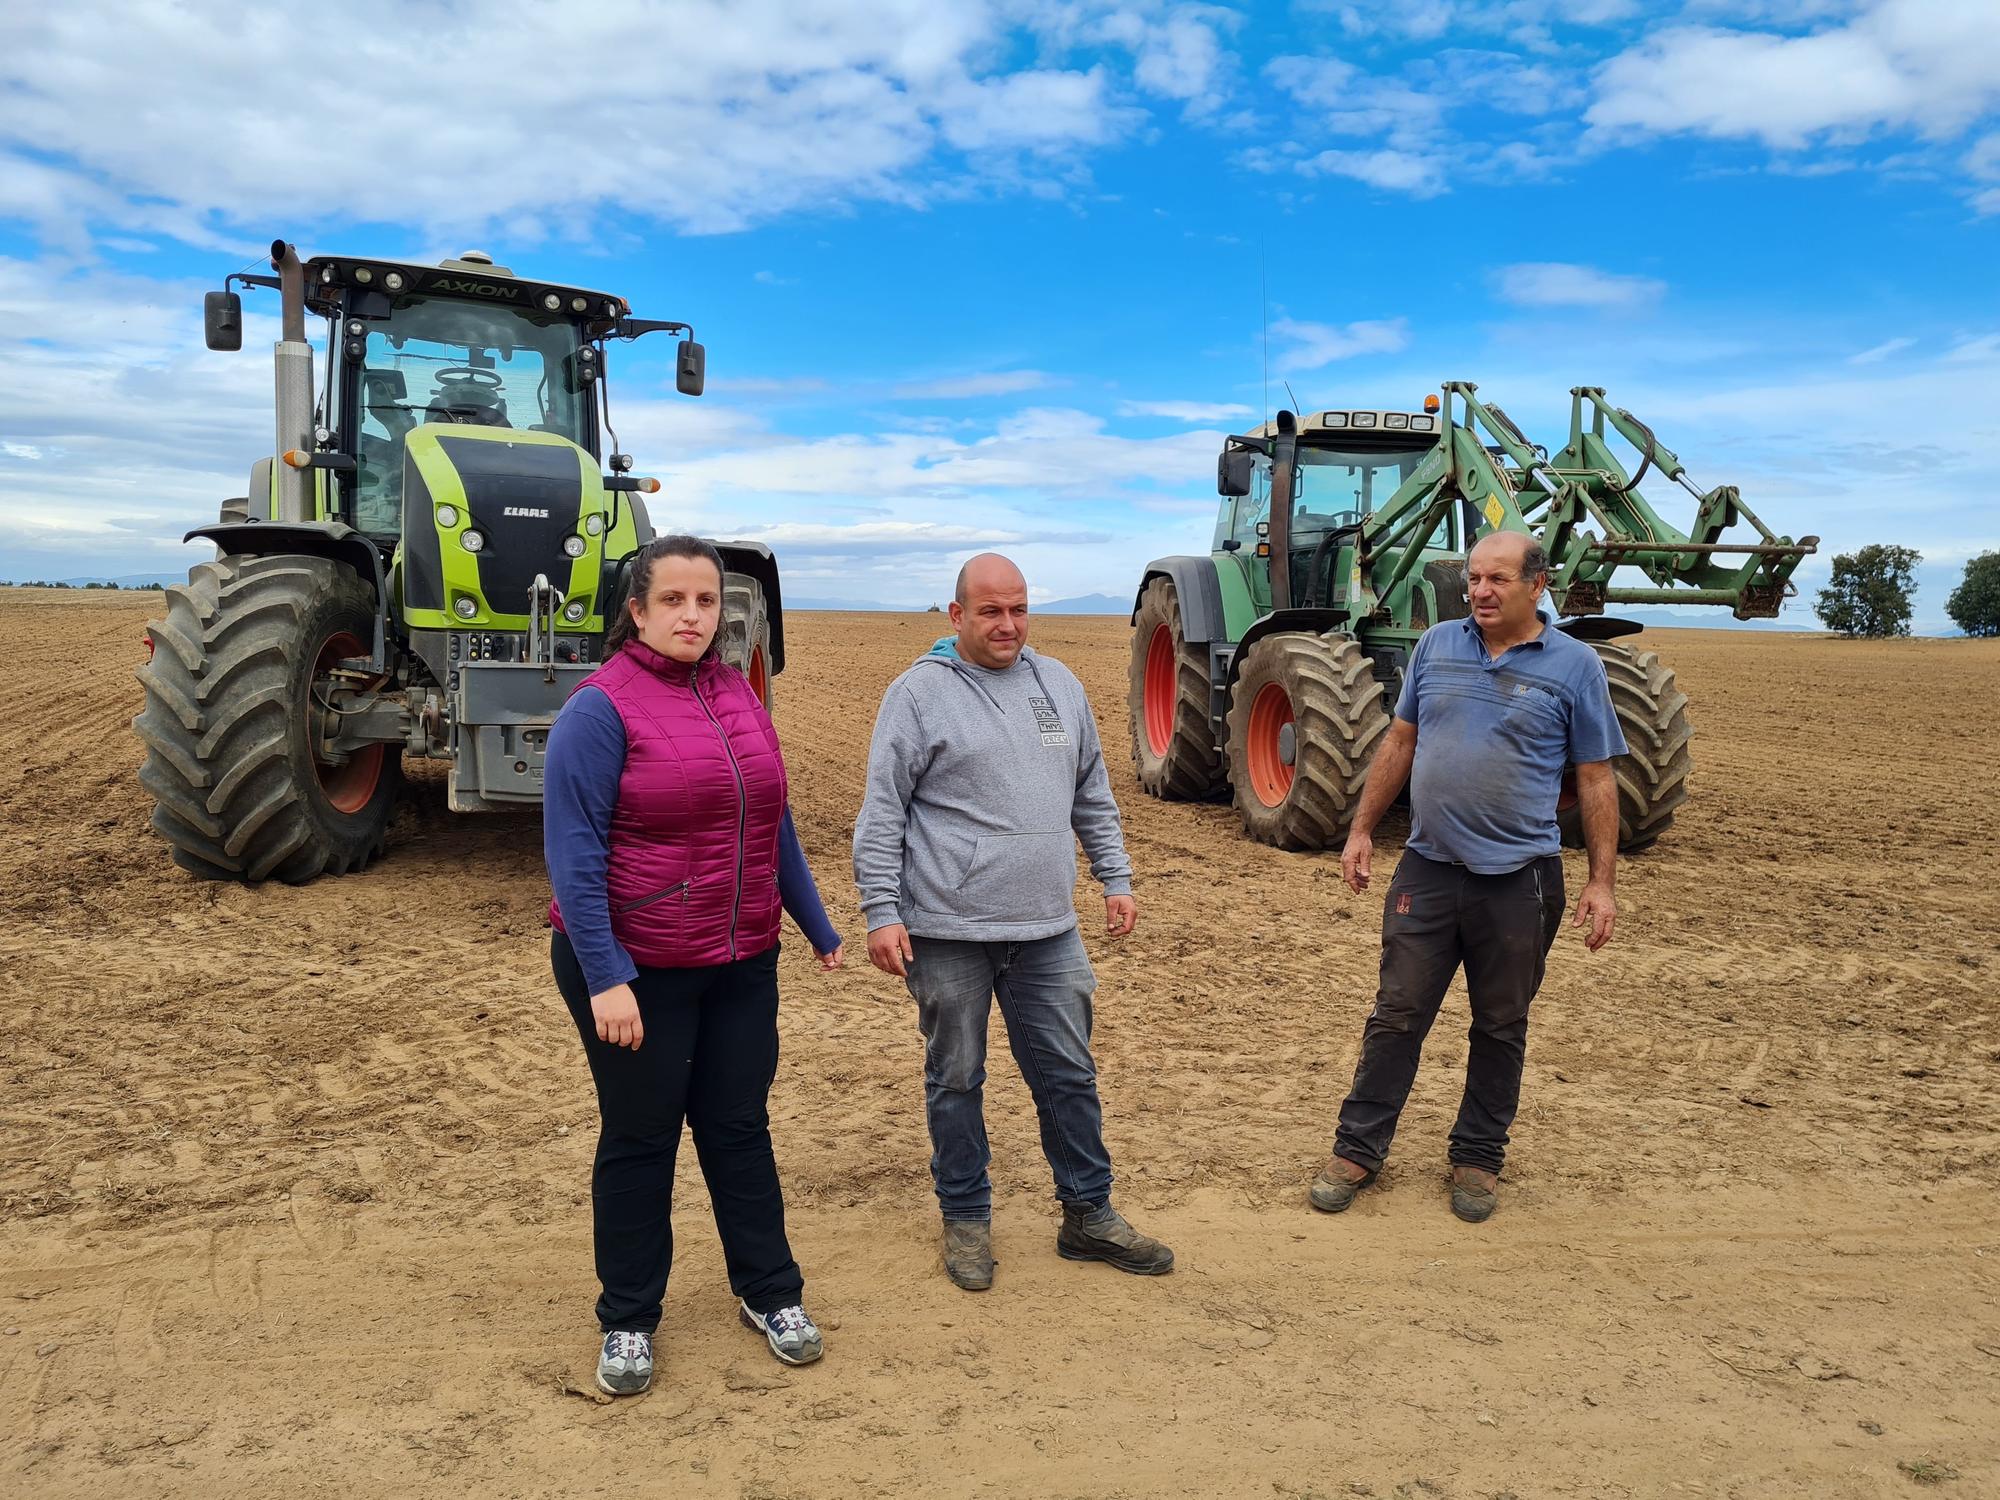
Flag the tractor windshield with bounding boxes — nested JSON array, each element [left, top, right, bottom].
[[1291, 446, 1428, 535], [351, 295, 590, 535]]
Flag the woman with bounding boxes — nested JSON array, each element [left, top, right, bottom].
[[544, 534, 843, 1398]]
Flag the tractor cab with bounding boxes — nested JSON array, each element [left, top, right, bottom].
[[1216, 409, 1455, 615]]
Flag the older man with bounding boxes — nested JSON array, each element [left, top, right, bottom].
[[853, 553, 1172, 1289], [1312, 530, 1625, 1223]]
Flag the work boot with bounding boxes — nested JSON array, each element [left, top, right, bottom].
[[1056, 1203, 1175, 1276], [1309, 1155, 1378, 1213], [1450, 1165, 1499, 1223], [942, 1220, 995, 1291]]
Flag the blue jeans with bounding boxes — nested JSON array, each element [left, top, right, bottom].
[[905, 928, 1115, 1220]]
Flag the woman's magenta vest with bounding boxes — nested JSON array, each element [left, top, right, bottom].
[[549, 640, 787, 968]]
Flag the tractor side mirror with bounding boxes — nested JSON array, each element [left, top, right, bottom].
[[204, 290, 243, 352], [676, 340, 706, 396], [1218, 449, 1254, 497]]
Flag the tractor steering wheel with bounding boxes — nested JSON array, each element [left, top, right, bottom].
[[435, 367, 505, 392]]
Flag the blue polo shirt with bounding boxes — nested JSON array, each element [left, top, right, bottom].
[[1395, 613, 1627, 873]]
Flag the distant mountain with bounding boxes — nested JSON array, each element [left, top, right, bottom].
[[1595, 607, 1818, 633], [784, 594, 924, 612], [1035, 592, 1130, 615]]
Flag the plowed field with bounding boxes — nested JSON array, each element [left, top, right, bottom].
[[3, 587, 1997, 1498]]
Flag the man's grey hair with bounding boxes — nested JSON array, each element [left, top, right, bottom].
[[1521, 540, 1550, 584]]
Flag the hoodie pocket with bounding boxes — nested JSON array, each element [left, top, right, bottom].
[[948, 831, 1079, 924]]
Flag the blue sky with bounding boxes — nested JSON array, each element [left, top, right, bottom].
[[2, 0, 1996, 628]]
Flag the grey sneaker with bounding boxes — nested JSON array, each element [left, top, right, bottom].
[[1056, 1203, 1175, 1275], [740, 1301, 823, 1366], [596, 1329, 653, 1396], [942, 1220, 996, 1291]]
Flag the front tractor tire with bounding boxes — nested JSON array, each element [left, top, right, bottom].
[[134, 555, 402, 883], [720, 574, 774, 708], [1128, 576, 1223, 800], [1225, 632, 1389, 851], [1558, 639, 1692, 853]]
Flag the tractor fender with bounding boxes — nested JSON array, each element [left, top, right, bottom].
[[1222, 608, 1352, 691], [714, 541, 786, 675], [185, 521, 390, 670], [1555, 616, 1644, 642], [1133, 557, 1226, 645]]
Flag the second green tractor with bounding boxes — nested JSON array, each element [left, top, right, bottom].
[[1128, 382, 1817, 852]]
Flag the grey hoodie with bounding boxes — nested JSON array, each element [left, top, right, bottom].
[[853, 642, 1134, 941]]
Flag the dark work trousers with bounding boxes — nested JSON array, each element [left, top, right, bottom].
[[552, 932, 803, 1332], [1333, 851, 1566, 1176]]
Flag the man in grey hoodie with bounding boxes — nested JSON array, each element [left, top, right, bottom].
[[854, 553, 1174, 1290]]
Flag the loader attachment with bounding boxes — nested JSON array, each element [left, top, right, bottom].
[[1402, 382, 1817, 619]]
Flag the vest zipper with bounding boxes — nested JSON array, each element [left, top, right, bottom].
[[615, 879, 691, 915], [692, 672, 748, 961]]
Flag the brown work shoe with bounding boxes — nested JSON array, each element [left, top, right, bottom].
[[1056, 1204, 1175, 1275], [942, 1220, 995, 1290], [1449, 1166, 1498, 1223], [1309, 1155, 1378, 1213]]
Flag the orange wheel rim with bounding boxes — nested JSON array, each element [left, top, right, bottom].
[[311, 629, 383, 814], [1246, 682, 1295, 806], [749, 644, 770, 706], [1143, 624, 1175, 756]]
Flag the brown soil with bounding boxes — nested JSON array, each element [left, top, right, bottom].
[[3, 588, 1998, 1499]]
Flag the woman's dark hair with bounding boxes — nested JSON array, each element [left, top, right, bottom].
[[605, 534, 728, 655]]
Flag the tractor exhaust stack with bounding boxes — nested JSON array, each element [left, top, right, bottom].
[[271, 241, 314, 524]]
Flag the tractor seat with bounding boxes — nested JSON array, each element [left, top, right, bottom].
[[426, 395, 511, 428]]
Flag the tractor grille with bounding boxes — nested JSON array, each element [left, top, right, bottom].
[[435, 435, 584, 612]]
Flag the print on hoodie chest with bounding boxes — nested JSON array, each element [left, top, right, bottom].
[[1028, 696, 1069, 747]]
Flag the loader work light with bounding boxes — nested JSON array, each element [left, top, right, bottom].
[[354, 266, 374, 284], [1384, 413, 1409, 429], [383, 271, 405, 291], [542, 293, 562, 311]]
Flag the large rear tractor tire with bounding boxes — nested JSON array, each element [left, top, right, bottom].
[[1559, 639, 1692, 852], [720, 573, 774, 709], [1225, 632, 1389, 851], [133, 555, 402, 882], [1128, 576, 1223, 800]]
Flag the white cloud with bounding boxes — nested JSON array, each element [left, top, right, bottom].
[[1270, 317, 1410, 372], [1492, 262, 1667, 310], [1847, 336, 1916, 365], [892, 370, 1053, 400], [1116, 400, 1255, 422], [0, 2, 1240, 248], [1587, 2, 2000, 150], [1299, 147, 1450, 197]]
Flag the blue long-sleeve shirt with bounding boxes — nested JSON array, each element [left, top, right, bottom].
[[544, 684, 840, 994]]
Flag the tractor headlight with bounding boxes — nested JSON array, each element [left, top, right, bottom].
[[563, 599, 587, 622], [460, 530, 486, 553], [435, 504, 459, 529], [454, 596, 478, 619], [542, 293, 562, 311], [384, 271, 405, 291], [562, 535, 587, 558], [583, 513, 604, 536], [353, 266, 373, 285], [570, 296, 588, 313]]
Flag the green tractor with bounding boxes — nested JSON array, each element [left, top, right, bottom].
[[1128, 381, 1816, 852], [134, 240, 783, 881]]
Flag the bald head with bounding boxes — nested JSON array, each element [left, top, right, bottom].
[[955, 552, 1026, 606], [1469, 530, 1542, 577], [950, 552, 1031, 669], [1465, 530, 1550, 642]]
